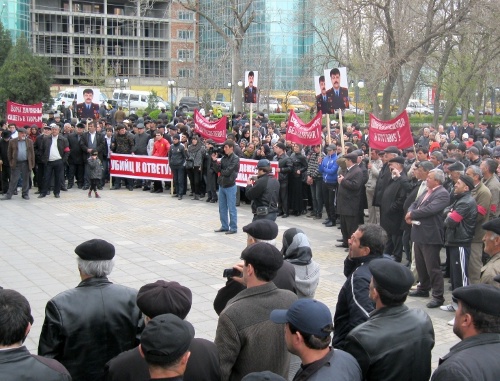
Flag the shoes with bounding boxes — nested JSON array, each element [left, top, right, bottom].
[[225, 230, 237, 235], [336, 239, 344, 242], [143, 187, 151, 191], [306, 212, 315, 218], [88, 191, 92, 198], [95, 192, 100, 198], [426, 299, 444, 308], [214, 228, 229, 233], [154, 189, 163, 193], [325, 222, 334, 227], [112, 186, 121, 190], [191, 195, 200, 200], [206, 198, 212, 202], [54, 194, 60, 198], [210, 199, 218, 203], [134, 184, 142, 189], [172, 194, 178, 197], [13, 190, 18, 195], [38, 194, 46, 198], [127, 187, 133, 191], [97, 186, 103, 190], [440, 304, 456, 312], [409, 290, 430, 298], [322, 219, 332, 225], [447, 318, 455, 326], [82, 186, 89, 190], [0, 196, 12, 200], [335, 243, 348, 248], [281, 214, 289, 218], [313, 215, 322, 220], [178, 196, 183, 200], [277, 212, 284, 217], [77, 185, 83, 189], [61, 187, 67, 191], [67, 185, 73, 189]]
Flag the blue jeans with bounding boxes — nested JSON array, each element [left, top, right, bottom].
[[172, 167, 185, 195], [219, 184, 237, 231]]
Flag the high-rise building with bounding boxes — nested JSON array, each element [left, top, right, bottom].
[[6, 0, 197, 87], [1, 0, 31, 41], [199, 0, 314, 91]]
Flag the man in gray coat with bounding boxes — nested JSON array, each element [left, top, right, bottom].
[[215, 242, 297, 381]]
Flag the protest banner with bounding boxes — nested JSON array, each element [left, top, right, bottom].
[[109, 154, 278, 187], [193, 110, 227, 143], [286, 110, 323, 146], [368, 111, 413, 150], [6, 101, 43, 127]]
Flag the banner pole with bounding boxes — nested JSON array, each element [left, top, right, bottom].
[[339, 109, 345, 153], [249, 103, 253, 140], [326, 114, 331, 145]]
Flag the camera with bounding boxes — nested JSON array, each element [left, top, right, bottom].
[[223, 268, 242, 278], [209, 144, 224, 155]]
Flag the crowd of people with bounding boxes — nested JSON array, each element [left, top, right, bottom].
[[1, 109, 500, 380]]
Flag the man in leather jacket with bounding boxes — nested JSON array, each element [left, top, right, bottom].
[[332, 224, 386, 349], [274, 142, 293, 218], [344, 259, 435, 381], [38, 239, 142, 381], [245, 159, 280, 221]]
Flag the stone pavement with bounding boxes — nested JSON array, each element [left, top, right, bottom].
[[0, 187, 459, 371]]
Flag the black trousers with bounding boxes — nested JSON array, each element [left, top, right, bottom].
[[43, 159, 64, 195], [68, 163, 84, 187], [278, 181, 288, 214], [340, 215, 358, 245], [1, 164, 11, 194], [322, 182, 337, 221]]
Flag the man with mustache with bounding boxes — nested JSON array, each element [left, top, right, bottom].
[[325, 68, 349, 113]]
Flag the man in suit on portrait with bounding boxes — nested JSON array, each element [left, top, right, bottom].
[[316, 75, 329, 114], [326, 68, 349, 113], [244, 71, 258, 104]]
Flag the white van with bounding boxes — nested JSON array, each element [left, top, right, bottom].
[[52, 89, 109, 111], [112, 90, 168, 111]]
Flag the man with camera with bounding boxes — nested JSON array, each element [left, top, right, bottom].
[[213, 140, 240, 234], [245, 159, 280, 222]]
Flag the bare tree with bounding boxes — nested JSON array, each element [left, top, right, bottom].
[[75, 47, 115, 87], [179, 0, 256, 113]]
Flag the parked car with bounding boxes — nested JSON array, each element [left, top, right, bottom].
[[405, 100, 433, 115], [211, 101, 232, 112], [283, 96, 309, 112], [179, 97, 201, 112], [112, 90, 168, 111], [344, 104, 365, 115], [259, 97, 280, 113]]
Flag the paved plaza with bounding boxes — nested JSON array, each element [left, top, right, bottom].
[[0, 187, 459, 370]]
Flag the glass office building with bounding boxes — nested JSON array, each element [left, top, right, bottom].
[[199, 0, 314, 90], [1, 0, 31, 41]]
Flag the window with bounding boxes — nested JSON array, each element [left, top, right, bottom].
[[178, 11, 194, 20], [179, 69, 193, 78], [178, 50, 193, 60], [130, 94, 140, 102], [178, 30, 194, 40]]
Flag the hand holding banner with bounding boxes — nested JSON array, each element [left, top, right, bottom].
[[368, 111, 413, 150], [193, 110, 227, 143], [286, 110, 323, 146]]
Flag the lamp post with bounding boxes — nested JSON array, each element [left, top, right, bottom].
[[228, 82, 232, 111], [115, 77, 129, 108], [350, 80, 365, 117], [237, 80, 243, 112], [167, 80, 176, 109]]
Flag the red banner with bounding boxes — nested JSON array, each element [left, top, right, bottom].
[[193, 110, 227, 143], [109, 154, 278, 186], [368, 111, 413, 150], [6, 101, 43, 127], [286, 110, 322, 146]]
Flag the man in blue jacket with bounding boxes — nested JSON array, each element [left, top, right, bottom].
[[318, 144, 338, 227]]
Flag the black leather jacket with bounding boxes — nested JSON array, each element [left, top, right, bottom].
[[38, 277, 142, 381], [245, 173, 280, 214], [344, 305, 435, 381], [275, 153, 293, 182], [214, 152, 240, 187], [444, 191, 477, 245]]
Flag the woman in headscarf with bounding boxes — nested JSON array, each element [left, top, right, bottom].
[[281, 228, 320, 298]]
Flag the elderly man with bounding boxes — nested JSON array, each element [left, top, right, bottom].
[[332, 224, 387, 348], [0, 127, 35, 200], [431, 284, 500, 381], [344, 259, 435, 380], [271, 299, 361, 380], [105, 280, 220, 381], [0, 289, 71, 381], [480, 218, 500, 287], [407, 169, 450, 308], [365, 149, 383, 224], [38, 239, 142, 381], [38, 124, 69, 199], [215, 243, 297, 380], [480, 159, 499, 220]]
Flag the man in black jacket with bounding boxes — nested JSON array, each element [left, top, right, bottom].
[[213, 140, 240, 234], [332, 223, 386, 349], [38, 124, 69, 199], [66, 123, 85, 189], [0, 289, 71, 381], [38, 239, 142, 381], [274, 142, 293, 218], [245, 159, 280, 221], [344, 259, 435, 381]]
